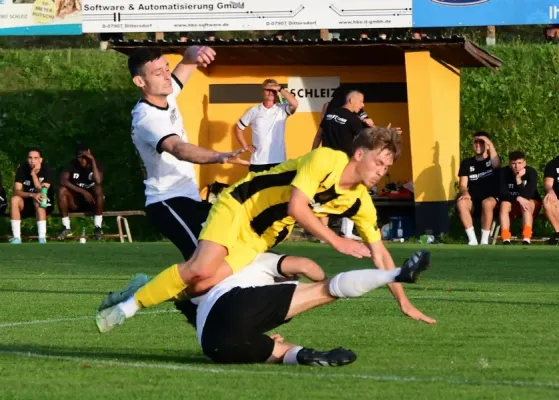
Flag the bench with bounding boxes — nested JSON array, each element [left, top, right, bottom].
[[1, 210, 146, 243]]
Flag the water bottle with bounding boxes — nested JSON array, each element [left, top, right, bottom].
[[397, 220, 403, 238], [79, 226, 86, 244], [39, 186, 48, 208]]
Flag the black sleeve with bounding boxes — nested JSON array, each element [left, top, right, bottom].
[[14, 165, 25, 184], [544, 160, 556, 178], [458, 159, 470, 177], [351, 116, 363, 136], [519, 168, 538, 199], [41, 167, 51, 185]]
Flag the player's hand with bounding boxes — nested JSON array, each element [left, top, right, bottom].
[[82, 190, 96, 204], [184, 46, 216, 67], [81, 151, 94, 161], [269, 333, 284, 343], [218, 148, 250, 166], [247, 145, 257, 154], [31, 166, 41, 175], [31, 193, 41, 204], [517, 197, 529, 211], [544, 191, 558, 205], [458, 193, 471, 201], [332, 236, 371, 259], [264, 84, 282, 93], [362, 118, 375, 127], [386, 123, 402, 135], [400, 302, 437, 324]]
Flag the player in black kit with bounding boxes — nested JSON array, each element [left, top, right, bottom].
[[456, 131, 501, 245], [57, 144, 105, 240], [543, 155, 559, 244]]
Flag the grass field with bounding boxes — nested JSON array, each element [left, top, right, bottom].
[[1, 242, 559, 399]]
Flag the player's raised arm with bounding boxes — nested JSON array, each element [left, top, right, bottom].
[[172, 46, 216, 88]]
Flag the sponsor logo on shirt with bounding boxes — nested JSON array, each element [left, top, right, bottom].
[[469, 169, 493, 181], [325, 114, 347, 125]]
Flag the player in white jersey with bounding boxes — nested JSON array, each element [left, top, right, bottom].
[[128, 46, 249, 259], [114, 249, 428, 366]]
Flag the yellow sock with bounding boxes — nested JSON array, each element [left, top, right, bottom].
[[134, 264, 187, 308]]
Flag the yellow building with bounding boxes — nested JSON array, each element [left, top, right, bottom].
[[113, 37, 501, 236]]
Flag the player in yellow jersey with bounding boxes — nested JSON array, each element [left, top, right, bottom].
[[96, 127, 436, 333]]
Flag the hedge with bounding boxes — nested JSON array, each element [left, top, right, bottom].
[[0, 44, 558, 240]]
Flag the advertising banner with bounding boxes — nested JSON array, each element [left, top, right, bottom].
[[413, 0, 559, 27], [0, 0, 81, 35], [82, 0, 413, 33]]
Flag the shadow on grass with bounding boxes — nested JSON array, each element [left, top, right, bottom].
[[0, 343, 212, 365]]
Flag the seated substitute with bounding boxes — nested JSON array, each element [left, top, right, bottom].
[[499, 151, 541, 245], [456, 131, 501, 245], [57, 144, 105, 240], [9, 148, 54, 244], [542, 154, 559, 245]]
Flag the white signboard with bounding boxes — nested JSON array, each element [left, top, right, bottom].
[[286, 76, 340, 113], [82, 0, 412, 33]]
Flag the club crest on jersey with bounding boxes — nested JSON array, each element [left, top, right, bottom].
[[469, 166, 475, 172], [430, 0, 489, 5], [170, 108, 177, 124], [486, 160, 491, 167]]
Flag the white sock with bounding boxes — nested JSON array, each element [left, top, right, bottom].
[[341, 218, 354, 236], [11, 220, 21, 239], [465, 226, 478, 244], [328, 269, 401, 298], [118, 297, 139, 319], [62, 217, 71, 230], [37, 220, 47, 239], [94, 215, 103, 228], [480, 229, 490, 245], [283, 346, 303, 365]]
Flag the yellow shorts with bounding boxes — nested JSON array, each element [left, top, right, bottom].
[[199, 193, 267, 272]]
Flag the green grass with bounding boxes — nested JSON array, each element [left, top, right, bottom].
[[1, 242, 559, 399]]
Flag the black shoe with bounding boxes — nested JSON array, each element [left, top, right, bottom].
[[94, 226, 104, 240], [396, 250, 431, 283], [503, 240, 511, 245], [547, 236, 559, 245], [522, 239, 531, 246], [296, 347, 357, 367]]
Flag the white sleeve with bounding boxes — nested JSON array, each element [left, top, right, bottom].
[[171, 74, 183, 98], [281, 103, 293, 117], [136, 114, 179, 154], [236, 107, 255, 130], [251, 252, 287, 279]]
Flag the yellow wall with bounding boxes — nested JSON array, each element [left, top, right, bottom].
[[166, 55, 411, 191], [405, 52, 460, 202]]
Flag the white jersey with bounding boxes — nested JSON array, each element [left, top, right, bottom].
[[191, 252, 297, 344], [131, 75, 201, 206], [236, 103, 292, 165]]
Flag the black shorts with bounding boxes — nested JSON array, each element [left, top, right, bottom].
[[21, 197, 54, 219], [146, 196, 212, 260], [199, 283, 297, 364], [471, 196, 500, 218], [71, 188, 98, 213], [248, 163, 280, 173]]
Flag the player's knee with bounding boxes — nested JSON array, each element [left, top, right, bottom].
[[10, 195, 22, 207], [482, 198, 496, 210]]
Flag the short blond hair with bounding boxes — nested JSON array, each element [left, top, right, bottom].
[[352, 127, 402, 161], [262, 78, 278, 87]]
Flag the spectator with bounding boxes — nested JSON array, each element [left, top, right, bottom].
[[542, 154, 559, 244], [9, 148, 53, 244], [498, 151, 541, 245], [56, 144, 105, 240], [456, 131, 501, 245], [311, 90, 366, 241], [234, 79, 298, 173]]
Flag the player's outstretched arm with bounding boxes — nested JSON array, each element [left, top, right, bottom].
[[160, 135, 250, 166], [368, 241, 436, 324], [288, 187, 371, 259]]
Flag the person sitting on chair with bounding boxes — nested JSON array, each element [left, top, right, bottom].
[[57, 144, 105, 240]]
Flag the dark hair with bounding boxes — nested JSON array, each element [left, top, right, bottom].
[[27, 147, 42, 158], [509, 150, 526, 161], [75, 143, 90, 156], [473, 131, 489, 139], [352, 127, 401, 161], [128, 48, 163, 78]]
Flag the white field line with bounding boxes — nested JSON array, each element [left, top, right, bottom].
[[0, 350, 558, 390]]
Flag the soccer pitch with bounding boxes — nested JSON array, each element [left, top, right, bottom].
[[1, 242, 558, 399]]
